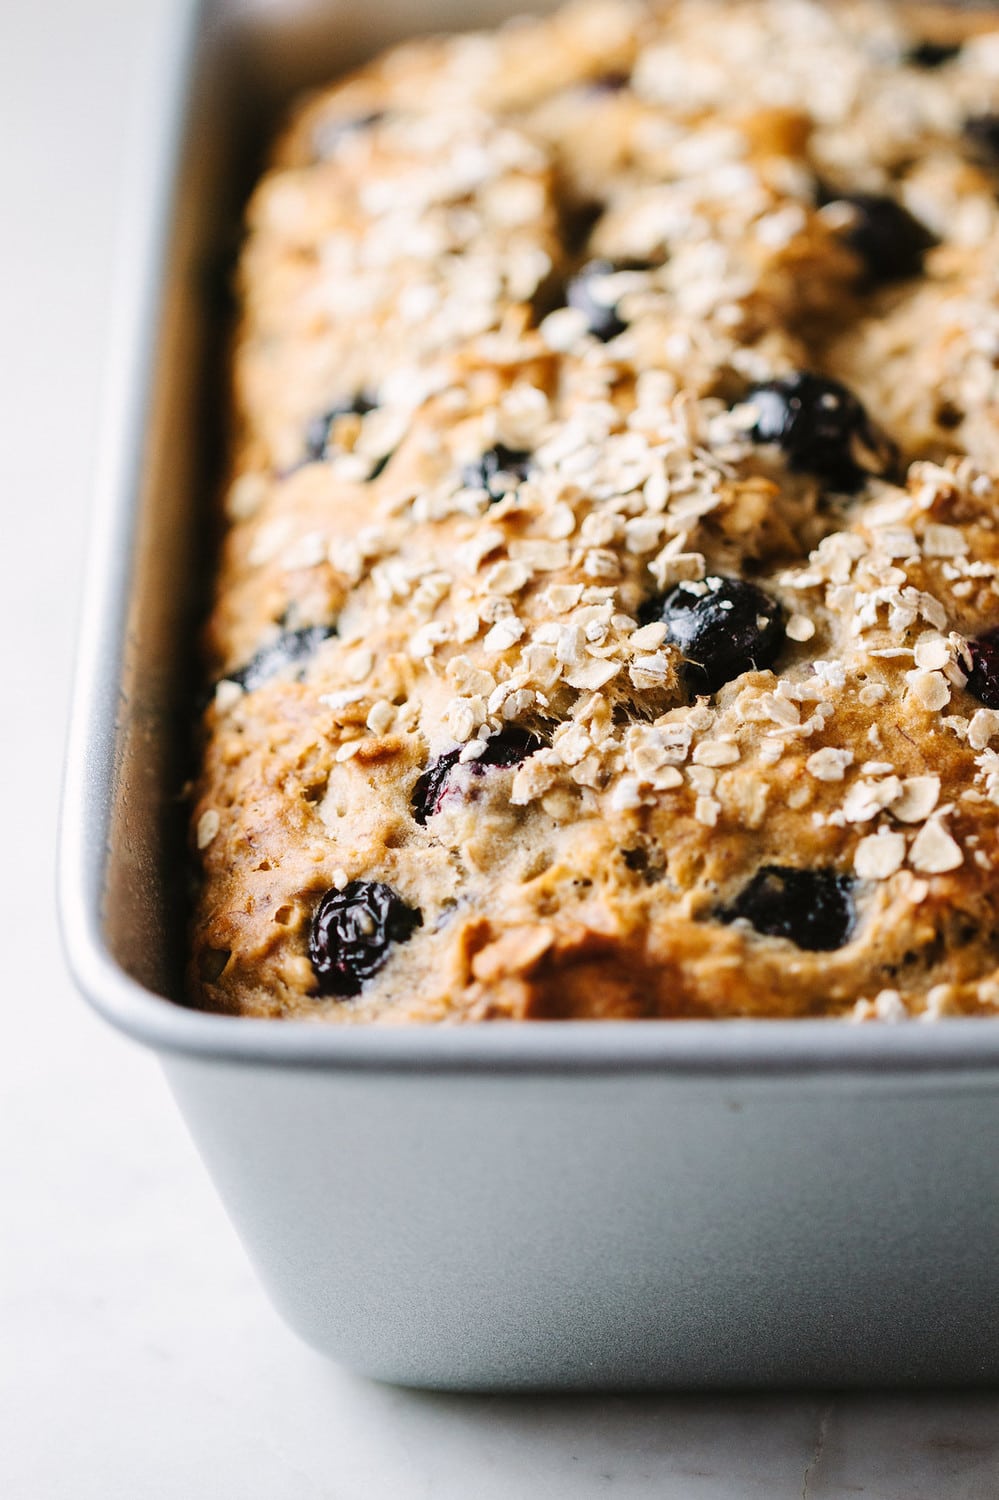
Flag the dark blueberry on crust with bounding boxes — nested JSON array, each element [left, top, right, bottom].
[[309, 881, 422, 997], [412, 749, 461, 825], [462, 444, 532, 500], [721, 866, 856, 951], [304, 393, 378, 463], [413, 726, 542, 824], [640, 575, 785, 695], [475, 726, 542, 769], [566, 260, 628, 341], [744, 371, 898, 493], [312, 110, 385, 159], [222, 624, 338, 694], [566, 259, 652, 342], [907, 39, 961, 68], [965, 630, 999, 710], [964, 113, 999, 166], [831, 193, 937, 284]]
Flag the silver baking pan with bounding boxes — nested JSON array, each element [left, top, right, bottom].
[[59, 0, 999, 1389]]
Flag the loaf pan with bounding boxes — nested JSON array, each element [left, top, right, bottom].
[[59, 0, 999, 1389]]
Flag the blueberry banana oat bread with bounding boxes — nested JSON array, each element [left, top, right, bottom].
[[191, 0, 999, 1022]]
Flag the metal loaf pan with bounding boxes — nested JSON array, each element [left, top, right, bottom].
[[60, 0, 999, 1389]]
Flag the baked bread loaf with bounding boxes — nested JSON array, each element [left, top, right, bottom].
[[191, 0, 999, 1022]]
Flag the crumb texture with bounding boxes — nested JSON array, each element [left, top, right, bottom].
[[192, 0, 999, 1023]]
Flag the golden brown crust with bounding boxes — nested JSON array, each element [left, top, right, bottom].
[[192, 0, 999, 1023]]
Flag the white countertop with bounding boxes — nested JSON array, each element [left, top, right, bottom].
[[2, 2, 998, 1494]]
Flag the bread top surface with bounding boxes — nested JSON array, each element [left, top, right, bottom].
[[192, 0, 999, 1023]]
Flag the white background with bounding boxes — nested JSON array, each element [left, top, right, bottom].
[[2, 1, 998, 1494]]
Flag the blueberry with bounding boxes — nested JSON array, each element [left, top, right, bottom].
[[223, 624, 337, 694], [907, 39, 961, 68], [304, 394, 378, 463], [312, 111, 384, 159], [721, 866, 856, 951], [640, 575, 785, 695], [412, 749, 462, 824], [831, 193, 936, 284], [462, 444, 532, 499], [567, 261, 627, 342], [965, 630, 999, 710], [964, 113, 999, 165], [745, 371, 897, 492], [413, 727, 542, 824], [566, 259, 651, 341], [309, 881, 422, 998]]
